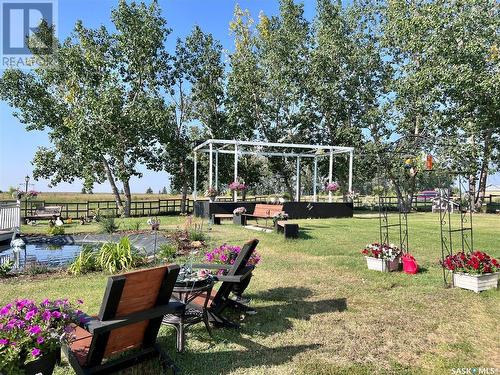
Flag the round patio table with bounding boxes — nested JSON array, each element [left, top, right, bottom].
[[162, 275, 214, 352]]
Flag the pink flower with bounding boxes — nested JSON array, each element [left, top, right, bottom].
[[42, 310, 51, 321], [51, 311, 62, 319], [31, 348, 41, 357], [25, 308, 38, 320], [36, 336, 44, 344], [0, 339, 8, 345]]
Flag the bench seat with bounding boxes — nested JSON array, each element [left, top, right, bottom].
[[275, 220, 299, 238]]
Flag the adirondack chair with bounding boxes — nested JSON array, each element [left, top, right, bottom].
[[63, 264, 183, 375], [190, 239, 259, 328]]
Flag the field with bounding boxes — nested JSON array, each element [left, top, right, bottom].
[[1, 212, 499, 374]]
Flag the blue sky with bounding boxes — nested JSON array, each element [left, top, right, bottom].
[[0, 0, 498, 193]]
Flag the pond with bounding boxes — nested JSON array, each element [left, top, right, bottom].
[[0, 242, 91, 270]]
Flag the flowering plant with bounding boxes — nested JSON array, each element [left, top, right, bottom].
[[0, 298, 85, 374], [441, 251, 499, 274], [272, 212, 289, 225], [361, 243, 402, 261], [233, 207, 246, 216], [228, 181, 246, 191], [204, 187, 218, 197], [204, 244, 261, 275], [325, 182, 339, 192]]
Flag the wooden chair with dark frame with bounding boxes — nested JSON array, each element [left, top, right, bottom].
[[63, 264, 184, 375], [190, 239, 259, 328]]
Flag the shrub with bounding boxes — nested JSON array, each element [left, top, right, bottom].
[[0, 261, 14, 278], [158, 243, 176, 262], [97, 237, 146, 273], [99, 216, 119, 234], [47, 225, 65, 236], [24, 262, 50, 276], [68, 245, 98, 275]]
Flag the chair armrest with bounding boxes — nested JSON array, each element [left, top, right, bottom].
[[191, 263, 232, 270], [85, 303, 184, 334], [214, 266, 254, 282]]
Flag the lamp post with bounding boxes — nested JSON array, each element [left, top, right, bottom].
[[24, 175, 30, 218]]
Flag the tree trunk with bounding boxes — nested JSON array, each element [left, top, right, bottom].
[[475, 128, 493, 210], [122, 178, 132, 217], [180, 181, 188, 214], [103, 159, 124, 213]]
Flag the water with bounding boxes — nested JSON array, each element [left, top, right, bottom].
[[0, 243, 90, 270]]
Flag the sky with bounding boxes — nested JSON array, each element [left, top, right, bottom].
[[0, 0, 498, 193]]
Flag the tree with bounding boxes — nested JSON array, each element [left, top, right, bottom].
[[161, 186, 168, 194], [381, 0, 500, 209], [146, 187, 153, 194], [0, 0, 169, 216]]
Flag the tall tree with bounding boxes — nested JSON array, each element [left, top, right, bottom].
[[0, 0, 169, 216]]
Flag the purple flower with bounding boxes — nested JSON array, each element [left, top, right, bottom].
[[25, 308, 38, 320], [77, 299, 84, 305], [29, 325, 41, 335], [31, 348, 41, 357], [36, 336, 44, 344], [51, 311, 62, 319], [0, 338, 8, 345], [42, 310, 51, 321], [0, 304, 12, 316], [41, 299, 50, 306]]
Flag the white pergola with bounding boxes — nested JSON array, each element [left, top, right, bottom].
[[192, 139, 354, 202]]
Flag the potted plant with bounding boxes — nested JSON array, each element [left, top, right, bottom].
[[325, 182, 340, 193], [204, 187, 218, 202], [229, 181, 246, 201], [204, 244, 261, 298], [0, 298, 85, 375], [232, 207, 247, 226], [441, 251, 499, 292], [361, 243, 402, 272], [272, 212, 289, 229]]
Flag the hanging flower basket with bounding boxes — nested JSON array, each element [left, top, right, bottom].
[[362, 243, 401, 272], [325, 182, 339, 192], [441, 251, 500, 292]]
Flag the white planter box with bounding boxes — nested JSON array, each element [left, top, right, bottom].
[[452, 272, 499, 293], [365, 256, 400, 272]]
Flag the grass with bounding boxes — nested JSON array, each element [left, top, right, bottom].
[[1, 212, 499, 374]]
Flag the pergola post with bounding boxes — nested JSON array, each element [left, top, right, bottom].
[[234, 143, 238, 202], [328, 150, 333, 203], [295, 156, 301, 202], [313, 156, 318, 202], [215, 151, 219, 190], [348, 150, 353, 194], [193, 151, 198, 201], [209, 142, 213, 189]]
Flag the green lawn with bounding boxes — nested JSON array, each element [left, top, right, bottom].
[[1, 213, 499, 374]]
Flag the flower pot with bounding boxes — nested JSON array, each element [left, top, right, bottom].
[[365, 256, 400, 272], [233, 215, 246, 226], [452, 272, 499, 293], [23, 349, 59, 375]]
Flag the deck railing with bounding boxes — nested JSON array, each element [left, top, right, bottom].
[[0, 201, 20, 231]]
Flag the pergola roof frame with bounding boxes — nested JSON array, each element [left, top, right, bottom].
[[193, 139, 354, 203]]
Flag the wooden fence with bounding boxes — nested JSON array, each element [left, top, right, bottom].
[[0, 201, 20, 231]]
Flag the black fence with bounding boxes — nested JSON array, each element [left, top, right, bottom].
[[2, 193, 498, 220]]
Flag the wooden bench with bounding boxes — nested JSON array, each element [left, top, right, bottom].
[[275, 220, 299, 239], [25, 205, 62, 222], [244, 204, 284, 226], [211, 213, 233, 225]]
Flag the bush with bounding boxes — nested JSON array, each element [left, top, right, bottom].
[[97, 237, 146, 273], [68, 245, 98, 275], [158, 243, 176, 262], [47, 225, 65, 236], [24, 262, 50, 276], [99, 216, 119, 234], [0, 261, 14, 278]]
